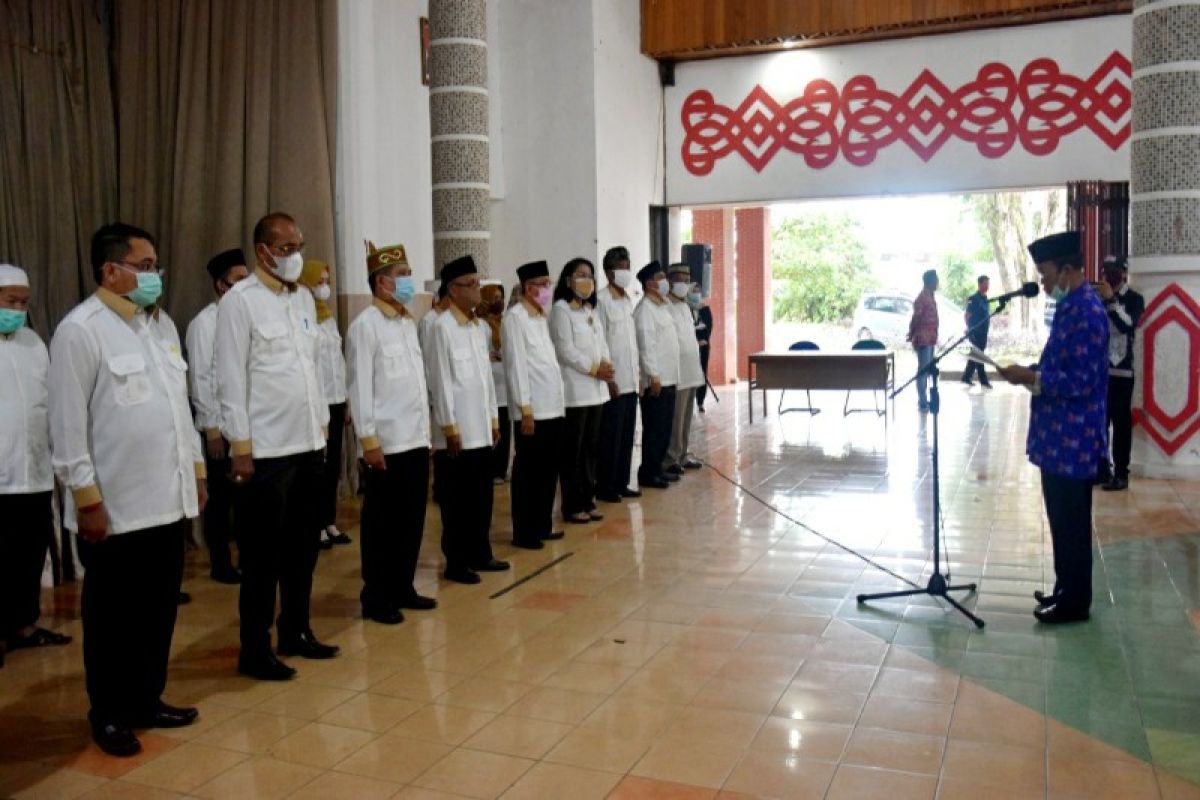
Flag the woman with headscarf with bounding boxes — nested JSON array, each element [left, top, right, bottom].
[[477, 281, 510, 483], [299, 261, 351, 549]]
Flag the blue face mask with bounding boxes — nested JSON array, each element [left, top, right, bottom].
[[0, 308, 26, 334], [688, 291, 702, 307], [392, 275, 415, 305]]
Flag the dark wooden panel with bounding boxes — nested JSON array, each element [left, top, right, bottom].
[[642, 0, 1131, 59]]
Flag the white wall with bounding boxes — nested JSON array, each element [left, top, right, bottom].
[[335, 0, 435, 298]]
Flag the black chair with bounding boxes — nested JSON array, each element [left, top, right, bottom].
[[844, 338, 887, 416], [779, 340, 820, 415]]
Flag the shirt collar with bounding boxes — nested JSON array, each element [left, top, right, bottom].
[[254, 265, 288, 294], [449, 304, 478, 325], [95, 287, 139, 321], [373, 297, 408, 319], [521, 297, 546, 317], [646, 292, 666, 306], [608, 284, 626, 299]]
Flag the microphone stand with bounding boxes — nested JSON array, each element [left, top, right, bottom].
[[856, 298, 1013, 629]]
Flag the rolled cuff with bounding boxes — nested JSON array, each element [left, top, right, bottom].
[[73, 484, 102, 509], [204, 427, 222, 442], [519, 404, 533, 417], [230, 439, 253, 457], [588, 363, 600, 377], [441, 424, 460, 438], [195, 461, 208, 479], [361, 434, 382, 451], [491, 418, 500, 431]]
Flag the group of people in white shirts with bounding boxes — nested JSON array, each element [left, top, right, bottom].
[[0, 214, 709, 758]]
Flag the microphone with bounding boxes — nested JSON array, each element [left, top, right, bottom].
[[990, 282, 1040, 303]]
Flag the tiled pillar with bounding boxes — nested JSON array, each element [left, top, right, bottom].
[[1130, 0, 1200, 478], [692, 208, 737, 384], [735, 207, 771, 380], [428, 0, 490, 273]]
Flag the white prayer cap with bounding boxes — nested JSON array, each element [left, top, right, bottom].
[[481, 278, 503, 287], [0, 264, 29, 288]]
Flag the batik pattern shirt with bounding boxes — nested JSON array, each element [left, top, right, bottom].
[[1027, 284, 1109, 479]]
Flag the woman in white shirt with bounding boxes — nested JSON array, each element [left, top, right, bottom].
[[549, 258, 615, 523], [300, 261, 351, 549]]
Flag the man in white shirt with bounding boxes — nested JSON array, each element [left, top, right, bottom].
[[185, 248, 248, 584], [503, 260, 567, 549], [347, 243, 437, 624], [419, 279, 449, 351], [49, 224, 206, 757], [595, 247, 642, 503], [664, 263, 706, 475], [634, 261, 680, 490], [215, 212, 337, 681], [426, 256, 509, 584], [0, 264, 71, 671]]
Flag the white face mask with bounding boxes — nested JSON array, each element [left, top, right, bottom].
[[670, 281, 690, 299], [611, 269, 633, 289], [274, 252, 304, 283], [655, 278, 670, 296], [313, 284, 331, 302]]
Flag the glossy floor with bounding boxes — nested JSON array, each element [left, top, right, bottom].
[[2, 383, 1199, 799]]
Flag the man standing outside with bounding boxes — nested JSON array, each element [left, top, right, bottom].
[[427, 256, 509, 583], [999, 231, 1108, 624], [961, 275, 993, 390], [0, 265, 72, 669], [1095, 255, 1144, 492], [216, 212, 338, 681], [50, 224, 206, 755], [347, 243, 436, 624], [595, 247, 641, 503], [503, 260, 567, 546], [907, 269, 939, 412], [186, 248, 249, 584], [634, 261, 680, 490]]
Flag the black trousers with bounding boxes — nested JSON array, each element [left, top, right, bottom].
[[1106, 376, 1134, 479], [512, 416, 564, 542], [962, 360, 991, 386], [317, 403, 346, 529], [434, 447, 495, 571], [1040, 469, 1093, 613], [492, 406, 511, 480], [560, 405, 602, 517], [201, 443, 235, 573], [697, 345, 711, 407], [361, 447, 430, 613], [235, 450, 323, 655], [0, 492, 52, 639], [78, 521, 185, 725], [597, 393, 637, 496], [638, 386, 676, 485]]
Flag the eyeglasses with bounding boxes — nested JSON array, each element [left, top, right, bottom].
[[270, 243, 305, 257], [115, 260, 165, 276]]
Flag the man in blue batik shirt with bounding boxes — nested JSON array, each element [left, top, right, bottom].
[[998, 231, 1108, 624]]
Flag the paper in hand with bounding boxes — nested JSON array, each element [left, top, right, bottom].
[[967, 345, 1001, 369]]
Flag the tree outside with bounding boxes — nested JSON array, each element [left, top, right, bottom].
[[771, 213, 876, 324]]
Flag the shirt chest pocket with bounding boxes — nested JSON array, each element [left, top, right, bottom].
[[382, 342, 409, 379], [450, 346, 475, 379], [571, 314, 594, 341], [254, 321, 292, 360], [107, 353, 152, 407]]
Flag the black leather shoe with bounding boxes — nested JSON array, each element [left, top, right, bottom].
[[444, 567, 481, 584], [1102, 477, 1129, 492], [683, 458, 703, 470], [665, 464, 685, 476], [620, 488, 642, 498], [474, 558, 511, 572], [595, 492, 622, 503], [542, 531, 565, 541], [641, 478, 670, 490], [238, 653, 297, 681], [134, 701, 198, 729], [211, 567, 242, 585], [177, 592, 192, 605], [513, 538, 545, 550], [662, 473, 681, 483], [91, 721, 141, 757], [363, 607, 405, 625], [399, 594, 438, 610], [1033, 589, 1059, 607], [276, 631, 340, 660], [1034, 603, 1090, 624]]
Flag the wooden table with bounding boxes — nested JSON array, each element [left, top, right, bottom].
[[747, 350, 895, 423]]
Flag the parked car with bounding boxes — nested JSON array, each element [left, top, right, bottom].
[[851, 290, 964, 345]]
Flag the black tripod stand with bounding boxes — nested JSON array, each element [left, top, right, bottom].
[[856, 302, 1011, 629]]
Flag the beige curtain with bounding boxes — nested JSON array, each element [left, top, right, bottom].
[[0, 0, 118, 335], [113, 0, 339, 333]]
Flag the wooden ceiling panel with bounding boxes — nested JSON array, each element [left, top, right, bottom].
[[642, 0, 1131, 59]]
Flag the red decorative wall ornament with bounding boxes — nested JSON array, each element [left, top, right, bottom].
[[1133, 283, 1200, 456], [681, 51, 1131, 175]]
